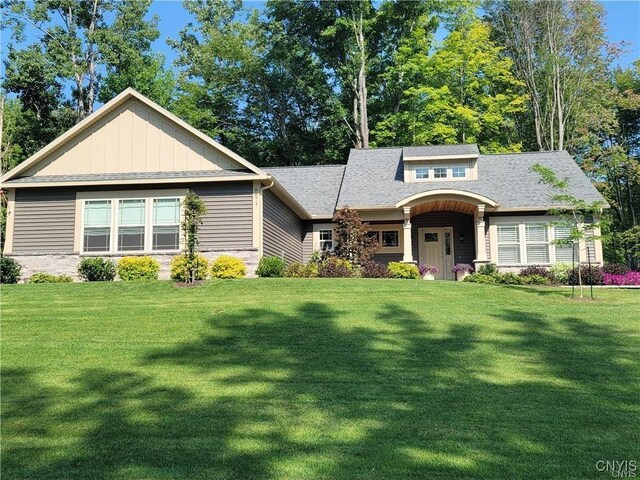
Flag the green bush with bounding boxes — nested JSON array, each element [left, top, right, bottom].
[[477, 263, 498, 275], [285, 261, 317, 278], [550, 263, 573, 284], [1, 256, 22, 284], [210, 256, 246, 279], [170, 254, 209, 282], [520, 274, 551, 285], [464, 273, 497, 284], [28, 273, 73, 283], [78, 257, 116, 282], [256, 256, 286, 277], [117, 256, 160, 281], [388, 262, 420, 279]]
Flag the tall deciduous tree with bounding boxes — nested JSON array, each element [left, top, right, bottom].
[[2, 0, 168, 119], [374, 19, 527, 152], [485, 0, 613, 152]]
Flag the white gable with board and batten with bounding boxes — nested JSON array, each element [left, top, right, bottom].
[[1, 88, 266, 183]]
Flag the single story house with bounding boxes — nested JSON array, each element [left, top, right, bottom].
[[1, 89, 606, 280]]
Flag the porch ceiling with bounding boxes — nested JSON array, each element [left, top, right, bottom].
[[410, 200, 476, 216]]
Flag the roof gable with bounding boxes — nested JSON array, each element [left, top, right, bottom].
[[1, 88, 266, 183]]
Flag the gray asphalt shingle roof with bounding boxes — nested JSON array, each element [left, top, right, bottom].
[[403, 144, 479, 157], [264, 165, 345, 217], [4, 169, 256, 184], [334, 148, 605, 210]]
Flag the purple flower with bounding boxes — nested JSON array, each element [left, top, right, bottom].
[[603, 271, 640, 286], [419, 264, 438, 275], [452, 263, 474, 274]]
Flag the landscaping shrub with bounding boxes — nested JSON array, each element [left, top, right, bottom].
[[603, 271, 640, 286], [567, 265, 603, 286], [0, 256, 22, 284], [318, 257, 355, 278], [520, 274, 551, 285], [465, 271, 549, 285], [210, 256, 246, 279], [497, 272, 523, 285], [464, 273, 497, 284], [388, 262, 420, 279], [519, 265, 553, 280], [550, 263, 573, 284], [117, 256, 160, 281], [170, 254, 209, 282], [361, 261, 391, 278], [78, 257, 116, 282], [477, 263, 498, 275], [602, 263, 631, 275], [285, 262, 317, 278], [256, 256, 286, 277], [28, 273, 73, 283]]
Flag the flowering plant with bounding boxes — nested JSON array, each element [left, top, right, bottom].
[[452, 263, 474, 274], [603, 271, 640, 286], [419, 264, 438, 275]]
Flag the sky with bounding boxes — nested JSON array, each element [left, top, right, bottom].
[[1, 0, 639, 86]]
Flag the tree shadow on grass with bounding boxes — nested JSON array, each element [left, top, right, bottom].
[[2, 302, 638, 479]]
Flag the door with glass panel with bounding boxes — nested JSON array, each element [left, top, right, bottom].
[[419, 227, 445, 280]]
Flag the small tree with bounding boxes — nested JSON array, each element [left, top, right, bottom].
[[332, 207, 378, 265], [181, 190, 206, 283], [533, 164, 604, 298]]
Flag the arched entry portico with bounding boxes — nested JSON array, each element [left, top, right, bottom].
[[395, 190, 498, 277]]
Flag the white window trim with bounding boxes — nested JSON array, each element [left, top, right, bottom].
[[76, 189, 187, 254], [489, 215, 593, 266], [451, 165, 467, 179], [411, 164, 468, 182], [312, 223, 335, 253], [312, 223, 404, 254], [117, 199, 147, 252], [366, 224, 403, 254]]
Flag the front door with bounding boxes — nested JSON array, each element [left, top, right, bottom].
[[419, 227, 455, 280]]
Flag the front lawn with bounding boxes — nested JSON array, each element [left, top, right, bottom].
[[1, 280, 638, 479]]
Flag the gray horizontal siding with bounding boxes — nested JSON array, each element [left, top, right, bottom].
[[372, 253, 403, 265], [192, 183, 254, 249], [411, 211, 475, 265], [302, 223, 314, 263], [13, 188, 76, 253], [263, 190, 303, 263]]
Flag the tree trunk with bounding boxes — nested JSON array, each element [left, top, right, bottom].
[[352, 8, 368, 149]]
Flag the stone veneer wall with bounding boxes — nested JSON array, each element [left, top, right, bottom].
[[9, 249, 259, 282]]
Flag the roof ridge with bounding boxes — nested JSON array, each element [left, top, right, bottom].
[[480, 150, 568, 156], [264, 164, 346, 169]]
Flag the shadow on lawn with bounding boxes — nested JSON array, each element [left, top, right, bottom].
[[2, 302, 638, 479]]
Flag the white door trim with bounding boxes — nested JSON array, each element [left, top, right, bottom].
[[418, 226, 455, 280]]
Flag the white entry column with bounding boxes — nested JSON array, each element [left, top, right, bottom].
[[474, 204, 488, 264], [402, 207, 414, 263]]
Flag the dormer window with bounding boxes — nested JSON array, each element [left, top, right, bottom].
[[402, 144, 478, 183], [452, 166, 466, 178], [416, 167, 429, 179], [434, 167, 447, 178]]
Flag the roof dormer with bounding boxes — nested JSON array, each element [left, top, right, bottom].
[[402, 144, 479, 183]]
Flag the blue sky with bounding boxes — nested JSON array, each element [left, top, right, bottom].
[[2, 0, 639, 84]]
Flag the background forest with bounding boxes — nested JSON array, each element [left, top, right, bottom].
[[1, 0, 638, 266]]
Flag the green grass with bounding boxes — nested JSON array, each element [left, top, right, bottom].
[[1, 280, 639, 479]]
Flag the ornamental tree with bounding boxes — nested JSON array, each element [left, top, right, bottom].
[[533, 164, 604, 298], [181, 190, 206, 284], [332, 207, 378, 265]]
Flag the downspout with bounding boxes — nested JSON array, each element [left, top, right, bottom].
[[258, 179, 275, 257]]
